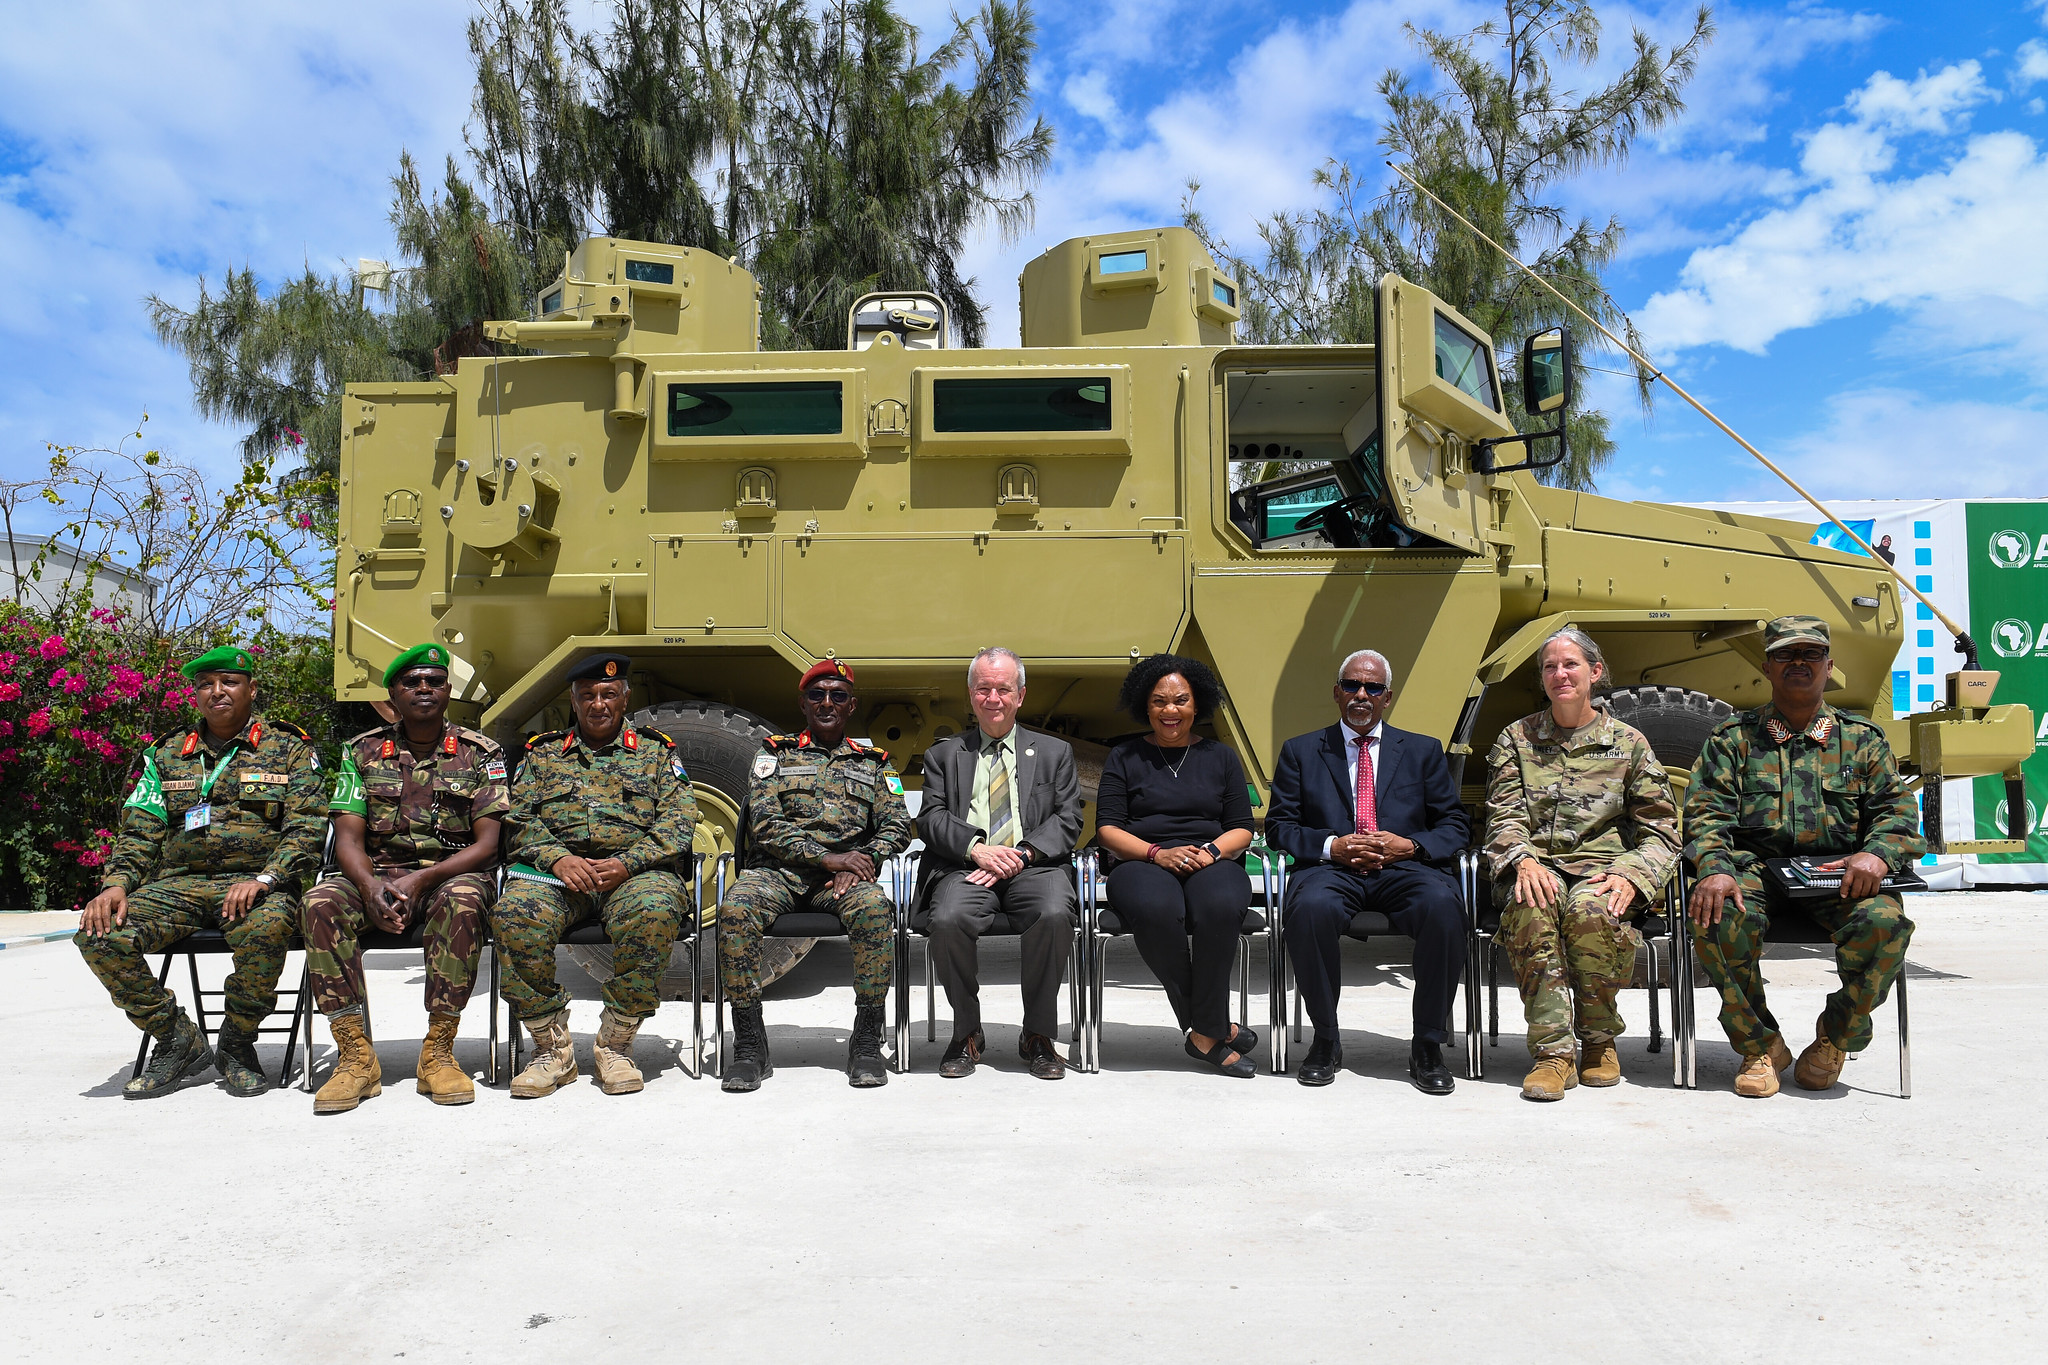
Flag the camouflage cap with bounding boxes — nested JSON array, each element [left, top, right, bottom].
[[383, 643, 452, 687], [1764, 615, 1830, 654], [181, 644, 255, 678]]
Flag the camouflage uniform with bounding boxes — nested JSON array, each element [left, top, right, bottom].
[[302, 722, 510, 1017], [494, 722, 698, 1022], [720, 732, 913, 1008], [75, 717, 326, 1039], [1685, 700, 1924, 1056], [1485, 710, 1680, 1058]]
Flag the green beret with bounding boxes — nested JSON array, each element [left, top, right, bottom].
[[181, 645, 255, 679], [383, 643, 453, 687], [1764, 615, 1830, 653]]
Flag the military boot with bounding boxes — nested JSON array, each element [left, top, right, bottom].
[[847, 1002, 888, 1088], [313, 1011, 382, 1114], [722, 1004, 773, 1093], [592, 1006, 646, 1095], [214, 1019, 271, 1097], [1794, 1016, 1847, 1091], [415, 1013, 474, 1106], [1733, 1051, 1780, 1098], [123, 1010, 214, 1100], [1520, 1055, 1577, 1101], [1579, 1041, 1621, 1087], [510, 1009, 578, 1099]]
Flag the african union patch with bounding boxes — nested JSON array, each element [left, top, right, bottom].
[[752, 753, 776, 779]]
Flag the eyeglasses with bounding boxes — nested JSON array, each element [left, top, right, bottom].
[[1337, 679, 1389, 696], [1767, 648, 1830, 665], [803, 687, 854, 705]]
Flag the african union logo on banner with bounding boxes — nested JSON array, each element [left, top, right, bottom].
[[1991, 796, 2041, 839], [1991, 619, 2042, 659], [1988, 529, 2044, 568]]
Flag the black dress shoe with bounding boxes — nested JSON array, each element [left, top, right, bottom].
[[1297, 1036, 1342, 1086], [1409, 1038, 1455, 1095], [939, 1030, 984, 1079], [1020, 1031, 1067, 1080]]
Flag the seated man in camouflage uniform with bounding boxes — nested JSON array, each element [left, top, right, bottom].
[[1686, 615, 1925, 1098], [720, 659, 912, 1092], [494, 653, 699, 1098], [76, 645, 325, 1098], [304, 643, 510, 1114]]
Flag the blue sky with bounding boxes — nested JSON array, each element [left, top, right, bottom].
[[3, 0, 2044, 522]]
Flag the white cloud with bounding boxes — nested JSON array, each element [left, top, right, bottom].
[[1637, 62, 2048, 363], [2016, 40, 2048, 90], [1775, 389, 2048, 499]]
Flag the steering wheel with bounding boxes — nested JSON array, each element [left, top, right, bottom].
[[1291, 494, 1381, 549]]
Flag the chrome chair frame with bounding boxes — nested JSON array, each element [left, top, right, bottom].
[[495, 855, 706, 1084], [889, 849, 1085, 1073], [1467, 860, 1695, 1088], [1073, 848, 1284, 1074], [1670, 863, 1910, 1098]]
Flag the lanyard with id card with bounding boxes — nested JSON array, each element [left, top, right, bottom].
[[185, 743, 241, 832]]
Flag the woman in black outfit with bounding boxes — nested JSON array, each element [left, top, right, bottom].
[[1094, 654, 1259, 1077]]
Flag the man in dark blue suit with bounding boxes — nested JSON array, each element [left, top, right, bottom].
[[1266, 649, 1471, 1092]]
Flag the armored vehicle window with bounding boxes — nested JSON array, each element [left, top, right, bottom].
[[1098, 249, 1148, 276], [932, 377, 1112, 432], [540, 289, 563, 315], [626, 259, 675, 285], [667, 381, 843, 437], [1211, 279, 1237, 308], [1433, 312, 1499, 411]]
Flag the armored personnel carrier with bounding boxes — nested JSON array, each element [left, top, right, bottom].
[[334, 226, 2032, 881]]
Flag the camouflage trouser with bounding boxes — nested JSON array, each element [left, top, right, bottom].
[[74, 874, 298, 1040], [491, 868, 685, 1023], [719, 865, 893, 1008], [1497, 872, 1642, 1058], [1691, 868, 1913, 1056], [301, 870, 493, 1017]]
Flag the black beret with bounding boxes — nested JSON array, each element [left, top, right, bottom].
[[566, 653, 632, 684]]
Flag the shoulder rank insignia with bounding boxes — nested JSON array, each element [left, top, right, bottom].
[[764, 734, 798, 751], [270, 720, 313, 742], [641, 727, 674, 747], [527, 729, 567, 751], [381, 739, 397, 759]]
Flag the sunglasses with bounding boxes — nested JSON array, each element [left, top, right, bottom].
[[1767, 648, 1829, 665], [803, 687, 854, 705], [396, 672, 450, 690], [1337, 679, 1389, 696]]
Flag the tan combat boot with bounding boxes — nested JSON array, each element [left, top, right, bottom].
[[1580, 1041, 1621, 1087], [1521, 1055, 1577, 1101], [314, 1011, 383, 1114], [510, 1009, 578, 1099], [1734, 1050, 1780, 1098], [1795, 1016, 1847, 1091], [415, 1013, 475, 1106], [592, 1007, 646, 1095]]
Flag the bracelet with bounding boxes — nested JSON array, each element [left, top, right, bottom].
[[1145, 844, 1161, 864]]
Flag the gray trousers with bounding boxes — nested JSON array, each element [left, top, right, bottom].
[[925, 863, 1074, 1040]]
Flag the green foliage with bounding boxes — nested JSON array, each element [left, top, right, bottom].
[[1189, 0, 1713, 492]]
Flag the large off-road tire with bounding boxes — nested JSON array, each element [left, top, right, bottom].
[[561, 700, 816, 1000], [1605, 685, 1734, 772]]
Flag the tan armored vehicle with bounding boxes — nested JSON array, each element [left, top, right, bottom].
[[334, 227, 2033, 890]]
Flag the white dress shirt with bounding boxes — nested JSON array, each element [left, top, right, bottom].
[[1322, 721, 1383, 861]]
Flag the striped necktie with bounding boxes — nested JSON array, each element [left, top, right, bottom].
[[1355, 735, 1378, 833], [987, 740, 1015, 846]]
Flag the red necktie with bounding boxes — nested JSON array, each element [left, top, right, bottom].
[[1355, 736, 1378, 832]]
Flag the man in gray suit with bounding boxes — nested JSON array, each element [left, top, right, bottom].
[[917, 647, 1082, 1080]]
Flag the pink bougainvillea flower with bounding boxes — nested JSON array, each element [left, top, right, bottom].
[[0, 651, 16, 676], [63, 673, 88, 695], [23, 708, 52, 738], [38, 635, 67, 661], [0, 681, 20, 702]]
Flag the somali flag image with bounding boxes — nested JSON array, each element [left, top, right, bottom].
[[1809, 518, 1876, 555]]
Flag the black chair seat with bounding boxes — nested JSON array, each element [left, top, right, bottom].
[[765, 911, 848, 938], [1763, 909, 1835, 945], [359, 925, 429, 951], [562, 923, 614, 946], [1343, 910, 1397, 938], [1095, 907, 1266, 936], [163, 929, 310, 952]]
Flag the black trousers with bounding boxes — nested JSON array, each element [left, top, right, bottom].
[[1283, 861, 1464, 1045], [925, 864, 1075, 1039], [1105, 858, 1251, 1038]]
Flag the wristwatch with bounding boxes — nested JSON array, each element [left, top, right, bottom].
[[254, 872, 277, 888], [1201, 842, 1223, 860]]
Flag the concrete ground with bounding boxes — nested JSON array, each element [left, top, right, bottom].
[[1, 891, 2042, 1363]]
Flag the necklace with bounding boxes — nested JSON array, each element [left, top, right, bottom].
[[1152, 738, 1196, 779]]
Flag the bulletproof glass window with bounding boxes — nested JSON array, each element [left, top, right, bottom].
[[540, 289, 563, 316], [625, 260, 675, 285], [1098, 250, 1149, 276], [1212, 279, 1237, 308], [1433, 312, 1500, 411], [667, 381, 843, 437], [931, 377, 1112, 432]]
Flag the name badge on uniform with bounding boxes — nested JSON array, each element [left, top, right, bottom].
[[185, 803, 212, 832], [778, 764, 818, 777]]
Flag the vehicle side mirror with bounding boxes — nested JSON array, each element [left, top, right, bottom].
[[1521, 327, 1573, 416]]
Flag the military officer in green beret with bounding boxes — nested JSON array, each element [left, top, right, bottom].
[[720, 659, 913, 1092], [76, 645, 327, 1097], [1686, 615, 1926, 1098], [303, 643, 511, 1114], [495, 653, 699, 1098]]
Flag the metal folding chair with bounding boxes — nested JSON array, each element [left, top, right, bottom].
[[128, 931, 315, 1091], [1072, 847, 1283, 1073]]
